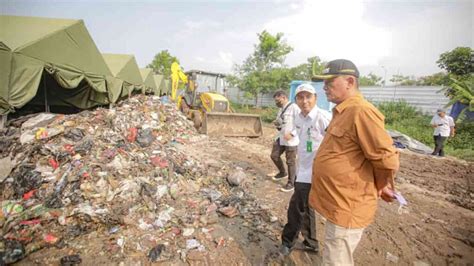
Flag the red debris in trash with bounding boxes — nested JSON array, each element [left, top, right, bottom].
[[63, 144, 75, 155], [19, 219, 41, 226], [48, 158, 59, 169], [170, 227, 181, 236], [150, 156, 169, 168], [43, 233, 59, 244], [173, 138, 186, 144], [23, 190, 36, 200], [101, 148, 117, 159], [127, 127, 138, 142], [186, 200, 199, 208], [215, 236, 226, 248], [218, 206, 240, 218], [117, 148, 127, 155], [5, 229, 33, 242]]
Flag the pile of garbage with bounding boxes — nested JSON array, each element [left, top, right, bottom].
[[0, 95, 280, 264]]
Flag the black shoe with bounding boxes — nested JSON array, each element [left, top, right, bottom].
[[302, 240, 319, 253], [280, 183, 294, 192], [272, 172, 288, 181]]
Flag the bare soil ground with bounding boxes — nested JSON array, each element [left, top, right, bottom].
[[18, 125, 473, 265], [186, 125, 474, 265]]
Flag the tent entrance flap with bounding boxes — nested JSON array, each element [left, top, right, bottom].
[[13, 70, 108, 117]]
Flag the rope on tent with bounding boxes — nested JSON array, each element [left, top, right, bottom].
[[43, 71, 50, 113]]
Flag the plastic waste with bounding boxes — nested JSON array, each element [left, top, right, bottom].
[[227, 169, 246, 186], [0, 156, 13, 183], [0, 239, 26, 264], [60, 254, 82, 266], [136, 128, 155, 147], [148, 244, 165, 262]]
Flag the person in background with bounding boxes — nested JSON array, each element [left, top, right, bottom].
[[310, 59, 400, 265], [269, 90, 300, 192], [430, 108, 455, 157], [279, 83, 331, 256]]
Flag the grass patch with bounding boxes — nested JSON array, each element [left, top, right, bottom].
[[377, 101, 474, 161], [231, 100, 474, 160], [230, 101, 278, 123]]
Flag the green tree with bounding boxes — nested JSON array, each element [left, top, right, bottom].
[[418, 72, 451, 86], [230, 31, 293, 105], [290, 56, 325, 81], [436, 47, 474, 117], [359, 72, 383, 86], [442, 75, 474, 116], [147, 50, 180, 77], [437, 47, 474, 77]]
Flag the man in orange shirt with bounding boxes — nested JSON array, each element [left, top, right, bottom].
[[310, 59, 400, 265]]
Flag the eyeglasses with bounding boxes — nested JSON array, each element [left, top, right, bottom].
[[323, 76, 354, 89], [323, 77, 337, 90]]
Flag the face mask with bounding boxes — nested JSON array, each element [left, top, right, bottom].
[[275, 98, 284, 108]]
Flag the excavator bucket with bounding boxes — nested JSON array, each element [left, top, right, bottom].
[[201, 112, 263, 137]]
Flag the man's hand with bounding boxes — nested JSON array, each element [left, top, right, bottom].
[[283, 132, 293, 141], [378, 185, 395, 202]]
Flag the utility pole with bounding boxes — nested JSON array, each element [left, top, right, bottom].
[[381, 66, 387, 87]]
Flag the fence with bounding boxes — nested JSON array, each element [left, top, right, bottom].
[[227, 87, 275, 107], [227, 86, 449, 114]]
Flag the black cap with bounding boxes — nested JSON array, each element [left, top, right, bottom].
[[312, 59, 360, 81]]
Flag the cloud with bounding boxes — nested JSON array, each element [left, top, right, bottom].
[[174, 18, 221, 40], [183, 19, 220, 31], [218, 51, 234, 67], [186, 51, 234, 73], [194, 56, 205, 62], [263, 0, 392, 67]]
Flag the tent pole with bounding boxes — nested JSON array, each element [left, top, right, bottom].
[[43, 72, 50, 113], [1, 114, 7, 129]]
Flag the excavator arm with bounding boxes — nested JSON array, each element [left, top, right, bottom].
[[170, 62, 188, 101]]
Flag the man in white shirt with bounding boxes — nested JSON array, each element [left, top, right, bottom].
[[271, 90, 301, 192], [279, 84, 331, 256], [430, 108, 455, 157]]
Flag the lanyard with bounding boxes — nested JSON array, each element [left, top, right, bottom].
[[306, 127, 312, 152]]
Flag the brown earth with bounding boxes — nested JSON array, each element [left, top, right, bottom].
[[18, 125, 473, 265], [185, 125, 474, 265]]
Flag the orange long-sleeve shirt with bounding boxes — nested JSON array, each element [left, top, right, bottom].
[[309, 93, 399, 228]]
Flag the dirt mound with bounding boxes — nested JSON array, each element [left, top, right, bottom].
[[399, 151, 474, 210]]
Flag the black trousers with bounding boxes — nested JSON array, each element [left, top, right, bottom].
[[281, 182, 318, 248], [270, 138, 296, 185], [432, 135, 447, 156]]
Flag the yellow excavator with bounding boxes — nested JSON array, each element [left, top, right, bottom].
[[172, 63, 262, 137]]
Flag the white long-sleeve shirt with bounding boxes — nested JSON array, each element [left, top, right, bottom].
[[295, 106, 331, 183], [277, 102, 300, 147]]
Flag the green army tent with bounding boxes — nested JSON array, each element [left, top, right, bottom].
[[102, 53, 144, 99], [153, 74, 166, 95], [163, 79, 171, 95], [0, 15, 116, 114], [139, 68, 156, 94]]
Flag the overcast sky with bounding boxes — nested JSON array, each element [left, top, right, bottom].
[[1, 0, 472, 80]]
